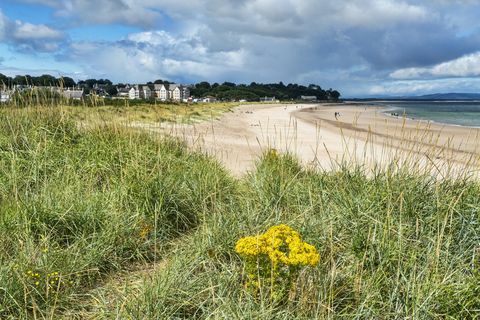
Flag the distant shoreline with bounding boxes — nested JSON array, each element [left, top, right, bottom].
[[149, 103, 480, 176], [347, 100, 480, 129]]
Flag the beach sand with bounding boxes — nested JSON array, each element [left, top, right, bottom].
[[136, 103, 480, 177]]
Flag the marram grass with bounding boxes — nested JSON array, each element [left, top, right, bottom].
[[0, 106, 479, 319]]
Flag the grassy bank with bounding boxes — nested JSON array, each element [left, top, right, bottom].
[[63, 102, 237, 125], [0, 107, 478, 319]]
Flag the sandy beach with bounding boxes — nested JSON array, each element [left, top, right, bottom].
[[138, 103, 480, 177]]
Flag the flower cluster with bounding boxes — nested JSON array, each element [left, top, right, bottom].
[[139, 223, 153, 240], [24, 270, 74, 295], [235, 224, 319, 300], [266, 148, 279, 160], [235, 224, 319, 268]]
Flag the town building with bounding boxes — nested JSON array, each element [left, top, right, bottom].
[[300, 95, 317, 101], [129, 85, 152, 100], [154, 84, 169, 101], [152, 83, 190, 102], [117, 86, 131, 98], [0, 91, 11, 103], [202, 96, 217, 103], [62, 89, 84, 100], [260, 96, 277, 102]]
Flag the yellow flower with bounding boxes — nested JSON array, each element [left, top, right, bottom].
[[235, 224, 320, 299]]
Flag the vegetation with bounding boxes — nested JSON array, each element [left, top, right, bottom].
[[190, 81, 341, 101], [0, 73, 341, 101], [0, 105, 478, 319], [1, 90, 238, 124]]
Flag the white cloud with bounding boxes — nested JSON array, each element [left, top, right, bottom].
[[390, 52, 480, 79], [13, 21, 63, 40], [0, 10, 65, 52], [67, 30, 248, 82]]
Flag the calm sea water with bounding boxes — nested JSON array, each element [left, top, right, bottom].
[[372, 101, 480, 127]]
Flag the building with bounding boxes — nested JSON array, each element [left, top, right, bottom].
[[153, 83, 190, 101], [117, 86, 131, 98], [129, 85, 152, 100], [202, 96, 217, 103], [260, 96, 276, 102], [154, 84, 169, 101], [300, 95, 317, 101], [62, 89, 84, 100], [0, 91, 10, 103]]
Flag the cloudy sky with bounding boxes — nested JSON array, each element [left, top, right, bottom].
[[0, 0, 480, 97]]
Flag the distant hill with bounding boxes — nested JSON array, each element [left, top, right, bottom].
[[349, 93, 480, 101], [407, 93, 480, 100]]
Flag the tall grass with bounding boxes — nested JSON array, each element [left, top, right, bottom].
[[0, 107, 236, 318], [103, 153, 478, 319], [0, 105, 478, 319]]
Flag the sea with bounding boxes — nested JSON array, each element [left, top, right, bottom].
[[370, 101, 480, 128]]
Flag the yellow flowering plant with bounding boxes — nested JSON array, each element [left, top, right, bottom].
[[235, 224, 319, 301]]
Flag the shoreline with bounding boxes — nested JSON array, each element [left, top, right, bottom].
[[135, 102, 480, 177], [357, 100, 480, 129]]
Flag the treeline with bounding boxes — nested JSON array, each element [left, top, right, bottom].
[[1, 73, 341, 101], [0, 73, 76, 88], [190, 81, 341, 101], [0, 74, 118, 96]]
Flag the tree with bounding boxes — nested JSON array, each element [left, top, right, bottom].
[[222, 81, 236, 87], [105, 85, 118, 96], [38, 74, 57, 86], [58, 77, 76, 88]]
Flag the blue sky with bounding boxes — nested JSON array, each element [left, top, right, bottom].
[[1, 0, 480, 97]]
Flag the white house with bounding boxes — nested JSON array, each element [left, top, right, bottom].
[[117, 85, 131, 98], [202, 96, 217, 103], [129, 85, 152, 100], [0, 91, 10, 103], [154, 84, 169, 101], [62, 89, 84, 100], [260, 96, 276, 102], [153, 83, 190, 101], [300, 95, 317, 101]]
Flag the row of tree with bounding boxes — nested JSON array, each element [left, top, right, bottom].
[[189, 81, 340, 101], [0, 74, 77, 88], [0, 74, 341, 101]]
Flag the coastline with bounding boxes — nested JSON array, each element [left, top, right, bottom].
[[136, 102, 480, 177], [364, 100, 480, 129]]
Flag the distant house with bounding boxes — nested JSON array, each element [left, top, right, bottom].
[[202, 96, 217, 103], [169, 84, 190, 102], [117, 86, 131, 98], [300, 95, 317, 101], [0, 91, 10, 103], [260, 96, 276, 102], [154, 84, 169, 101], [129, 85, 152, 100], [153, 83, 190, 101], [62, 89, 84, 100]]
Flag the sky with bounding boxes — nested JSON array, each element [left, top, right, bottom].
[[0, 0, 480, 97]]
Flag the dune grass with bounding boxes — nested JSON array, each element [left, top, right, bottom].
[[0, 106, 478, 319], [62, 102, 237, 125]]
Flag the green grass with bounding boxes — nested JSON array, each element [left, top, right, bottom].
[[0, 106, 479, 319]]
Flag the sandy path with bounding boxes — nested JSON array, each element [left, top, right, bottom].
[[133, 103, 480, 177]]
